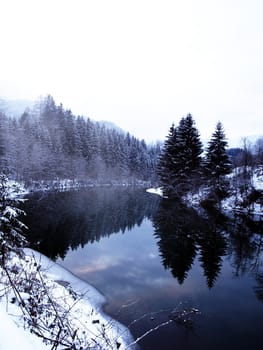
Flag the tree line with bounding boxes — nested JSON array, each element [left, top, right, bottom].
[[0, 95, 161, 184]]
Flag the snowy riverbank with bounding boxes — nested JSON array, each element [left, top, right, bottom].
[[147, 166, 263, 217], [0, 248, 137, 350]]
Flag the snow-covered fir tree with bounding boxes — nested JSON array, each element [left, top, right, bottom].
[[157, 124, 179, 196], [0, 173, 27, 265], [158, 114, 203, 197], [204, 122, 231, 188], [176, 114, 203, 191]]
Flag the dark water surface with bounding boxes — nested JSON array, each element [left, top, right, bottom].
[[22, 188, 263, 350]]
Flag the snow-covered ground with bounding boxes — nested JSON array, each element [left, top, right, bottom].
[[0, 249, 137, 350], [253, 166, 263, 190], [222, 167, 263, 216], [146, 187, 163, 197], [0, 302, 45, 350]]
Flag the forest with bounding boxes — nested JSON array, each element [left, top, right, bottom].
[[0, 95, 161, 184]]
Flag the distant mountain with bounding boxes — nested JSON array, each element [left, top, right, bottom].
[[0, 99, 34, 117]]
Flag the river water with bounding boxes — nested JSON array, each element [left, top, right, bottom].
[[22, 187, 263, 350]]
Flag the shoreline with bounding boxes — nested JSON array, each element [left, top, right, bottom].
[[0, 247, 137, 350]]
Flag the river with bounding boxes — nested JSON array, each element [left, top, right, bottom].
[[21, 187, 263, 350]]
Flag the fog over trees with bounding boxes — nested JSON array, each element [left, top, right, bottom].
[[0, 95, 161, 184]]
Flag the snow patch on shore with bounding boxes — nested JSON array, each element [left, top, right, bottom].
[[0, 248, 137, 350], [146, 187, 163, 197]]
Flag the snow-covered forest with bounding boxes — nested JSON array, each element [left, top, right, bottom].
[[0, 95, 161, 184]]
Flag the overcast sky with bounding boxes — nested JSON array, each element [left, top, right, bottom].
[[1, 0, 262, 146]]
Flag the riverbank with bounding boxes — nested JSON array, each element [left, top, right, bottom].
[[147, 166, 263, 218], [0, 248, 137, 350]]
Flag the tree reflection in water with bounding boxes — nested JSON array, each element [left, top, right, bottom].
[[152, 199, 227, 288], [153, 198, 263, 291]]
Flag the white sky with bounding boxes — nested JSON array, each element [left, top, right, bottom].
[[0, 0, 262, 145]]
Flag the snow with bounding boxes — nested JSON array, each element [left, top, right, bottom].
[[253, 166, 263, 190], [146, 187, 163, 197], [0, 303, 45, 350], [8, 180, 28, 198], [0, 248, 137, 350], [222, 167, 263, 216]]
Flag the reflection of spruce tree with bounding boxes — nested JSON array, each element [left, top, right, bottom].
[[153, 199, 199, 284], [163, 233, 196, 284], [153, 199, 229, 288], [198, 229, 227, 288]]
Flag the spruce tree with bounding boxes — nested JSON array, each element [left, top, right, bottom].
[[157, 124, 179, 196], [0, 174, 27, 265], [176, 114, 203, 192], [0, 112, 8, 172], [204, 122, 231, 188], [158, 115, 203, 197]]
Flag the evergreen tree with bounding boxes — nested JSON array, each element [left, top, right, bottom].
[[0, 112, 8, 172], [0, 173, 27, 265], [157, 124, 179, 196], [176, 114, 203, 192], [254, 137, 263, 165], [158, 115, 203, 197], [204, 122, 231, 188]]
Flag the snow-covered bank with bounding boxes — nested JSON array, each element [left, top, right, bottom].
[[221, 166, 263, 216], [0, 302, 45, 350], [0, 248, 137, 350], [146, 187, 163, 197], [147, 166, 263, 217]]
